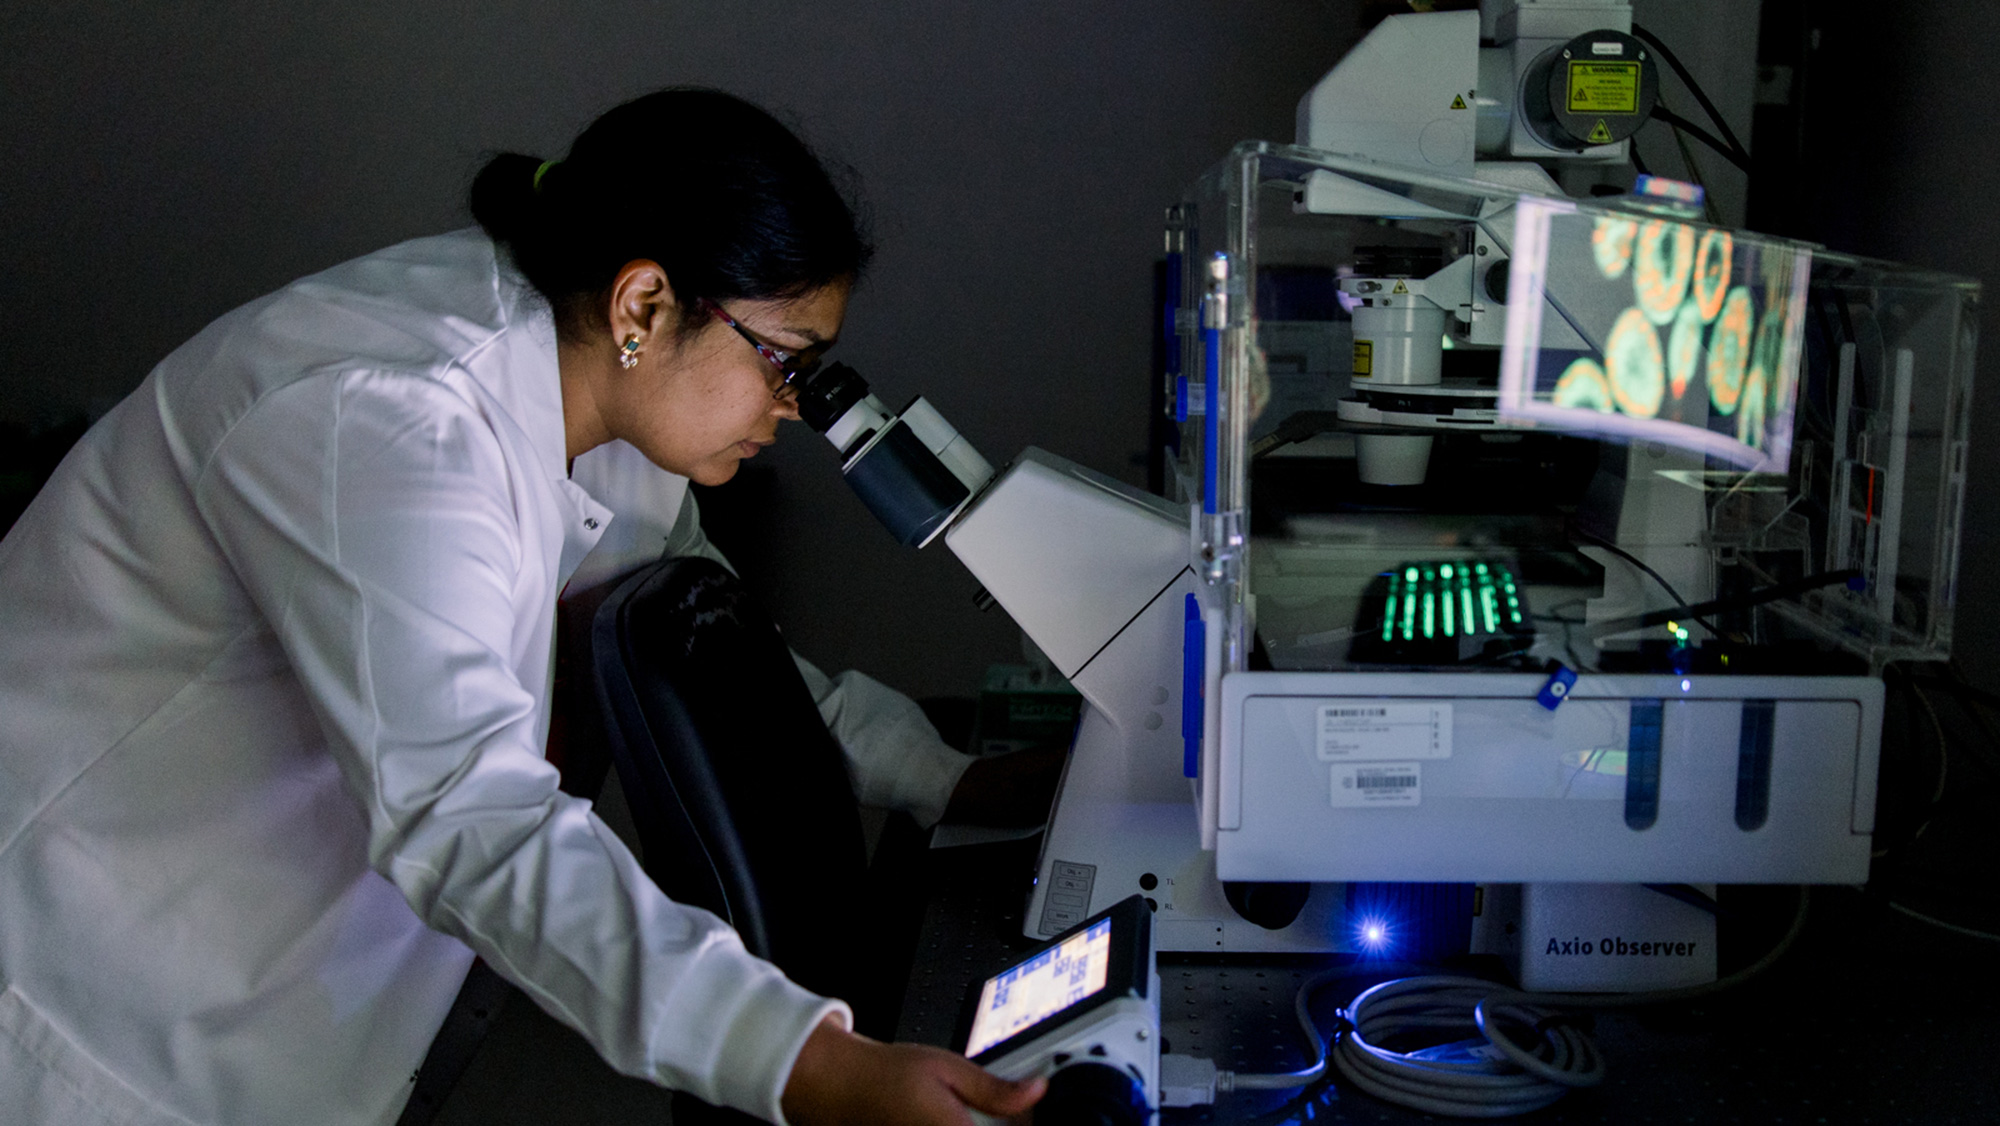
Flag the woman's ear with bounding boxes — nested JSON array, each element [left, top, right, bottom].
[[606, 260, 679, 347]]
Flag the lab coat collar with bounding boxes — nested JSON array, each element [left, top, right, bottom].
[[554, 480, 614, 590], [482, 242, 614, 586], [486, 248, 573, 487]]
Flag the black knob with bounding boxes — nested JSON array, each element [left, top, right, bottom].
[[1035, 1062, 1148, 1126]]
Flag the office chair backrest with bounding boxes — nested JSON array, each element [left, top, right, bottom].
[[588, 556, 870, 1004]]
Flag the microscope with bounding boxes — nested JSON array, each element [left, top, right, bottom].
[[796, 0, 1975, 1114]]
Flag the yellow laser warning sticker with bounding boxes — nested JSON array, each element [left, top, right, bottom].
[[1450, 94, 1468, 110], [1568, 61, 1640, 114], [1588, 119, 1614, 144], [1391, 279, 1410, 295], [1353, 340, 1374, 376]]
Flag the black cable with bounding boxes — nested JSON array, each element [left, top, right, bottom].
[[1250, 410, 1345, 458], [1588, 567, 1862, 640], [1663, 121, 1723, 225], [1631, 24, 1752, 162], [1567, 525, 1722, 636], [1886, 901, 2000, 943], [1651, 105, 1752, 173]]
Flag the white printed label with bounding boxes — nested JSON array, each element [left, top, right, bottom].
[[1317, 704, 1452, 761], [1332, 762, 1421, 807]]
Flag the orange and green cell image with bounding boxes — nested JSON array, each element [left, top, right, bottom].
[[1634, 221, 1694, 325], [1707, 287, 1754, 416], [1592, 216, 1639, 279], [1667, 300, 1705, 402], [1606, 307, 1666, 419], [1691, 229, 1732, 322], [1553, 357, 1615, 412]]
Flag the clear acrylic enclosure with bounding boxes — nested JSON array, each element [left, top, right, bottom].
[[1166, 142, 1977, 679]]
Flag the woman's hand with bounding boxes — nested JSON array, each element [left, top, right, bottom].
[[781, 1015, 1046, 1126]]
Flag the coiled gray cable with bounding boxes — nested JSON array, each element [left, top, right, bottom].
[[1329, 887, 1811, 1116], [1332, 976, 1603, 1117]]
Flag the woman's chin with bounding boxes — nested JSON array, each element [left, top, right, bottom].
[[687, 459, 741, 487]]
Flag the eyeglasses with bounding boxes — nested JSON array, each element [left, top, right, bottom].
[[698, 297, 823, 401]]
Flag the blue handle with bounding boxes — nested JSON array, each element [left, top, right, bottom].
[[1182, 594, 1204, 778]]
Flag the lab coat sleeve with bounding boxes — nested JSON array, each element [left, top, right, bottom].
[[661, 493, 977, 828], [791, 658, 975, 829], [193, 372, 839, 1125]]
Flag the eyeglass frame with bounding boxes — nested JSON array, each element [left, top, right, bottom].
[[697, 296, 823, 400]]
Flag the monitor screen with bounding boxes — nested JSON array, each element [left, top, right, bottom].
[[963, 917, 1114, 1058], [1497, 197, 1810, 472]]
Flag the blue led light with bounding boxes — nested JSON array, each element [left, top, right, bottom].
[[1354, 916, 1393, 953], [1681, 678, 1692, 692]]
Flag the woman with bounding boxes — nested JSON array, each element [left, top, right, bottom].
[[0, 89, 1044, 1125]]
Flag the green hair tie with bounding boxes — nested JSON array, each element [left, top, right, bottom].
[[532, 160, 560, 193]]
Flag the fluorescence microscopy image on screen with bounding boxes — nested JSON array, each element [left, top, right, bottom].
[[1499, 199, 1809, 471]]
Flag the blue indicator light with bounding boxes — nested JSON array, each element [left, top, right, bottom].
[[1354, 916, 1393, 953], [1681, 678, 1692, 692]]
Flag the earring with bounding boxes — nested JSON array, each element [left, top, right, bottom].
[[618, 334, 641, 370]]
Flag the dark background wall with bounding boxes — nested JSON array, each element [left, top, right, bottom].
[[0, 0, 1359, 700], [1, 1, 1987, 701]]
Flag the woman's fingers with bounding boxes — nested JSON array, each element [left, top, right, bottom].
[[944, 1054, 1047, 1118], [782, 1017, 1049, 1126]]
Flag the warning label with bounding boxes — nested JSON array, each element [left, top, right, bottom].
[[1587, 119, 1614, 144], [1450, 94, 1468, 110], [1568, 61, 1640, 114], [1352, 340, 1373, 377], [1391, 279, 1410, 295]]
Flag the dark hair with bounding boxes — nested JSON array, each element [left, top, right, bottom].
[[469, 88, 872, 342]]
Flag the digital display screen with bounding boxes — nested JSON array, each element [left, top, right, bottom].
[[1498, 197, 1810, 472], [963, 918, 1113, 1058]]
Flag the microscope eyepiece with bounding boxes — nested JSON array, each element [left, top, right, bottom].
[[796, 361, 869, 434], [800, 360, 994, 548]]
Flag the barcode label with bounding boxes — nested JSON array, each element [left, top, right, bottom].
[[1318, 703, 1452, 761], [1332, 762, 1421, 807]]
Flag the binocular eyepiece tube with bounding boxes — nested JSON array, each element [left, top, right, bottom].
[[797, 362, 995, 547]]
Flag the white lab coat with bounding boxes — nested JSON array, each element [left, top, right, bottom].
[[0, 230, 962, 1126]]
